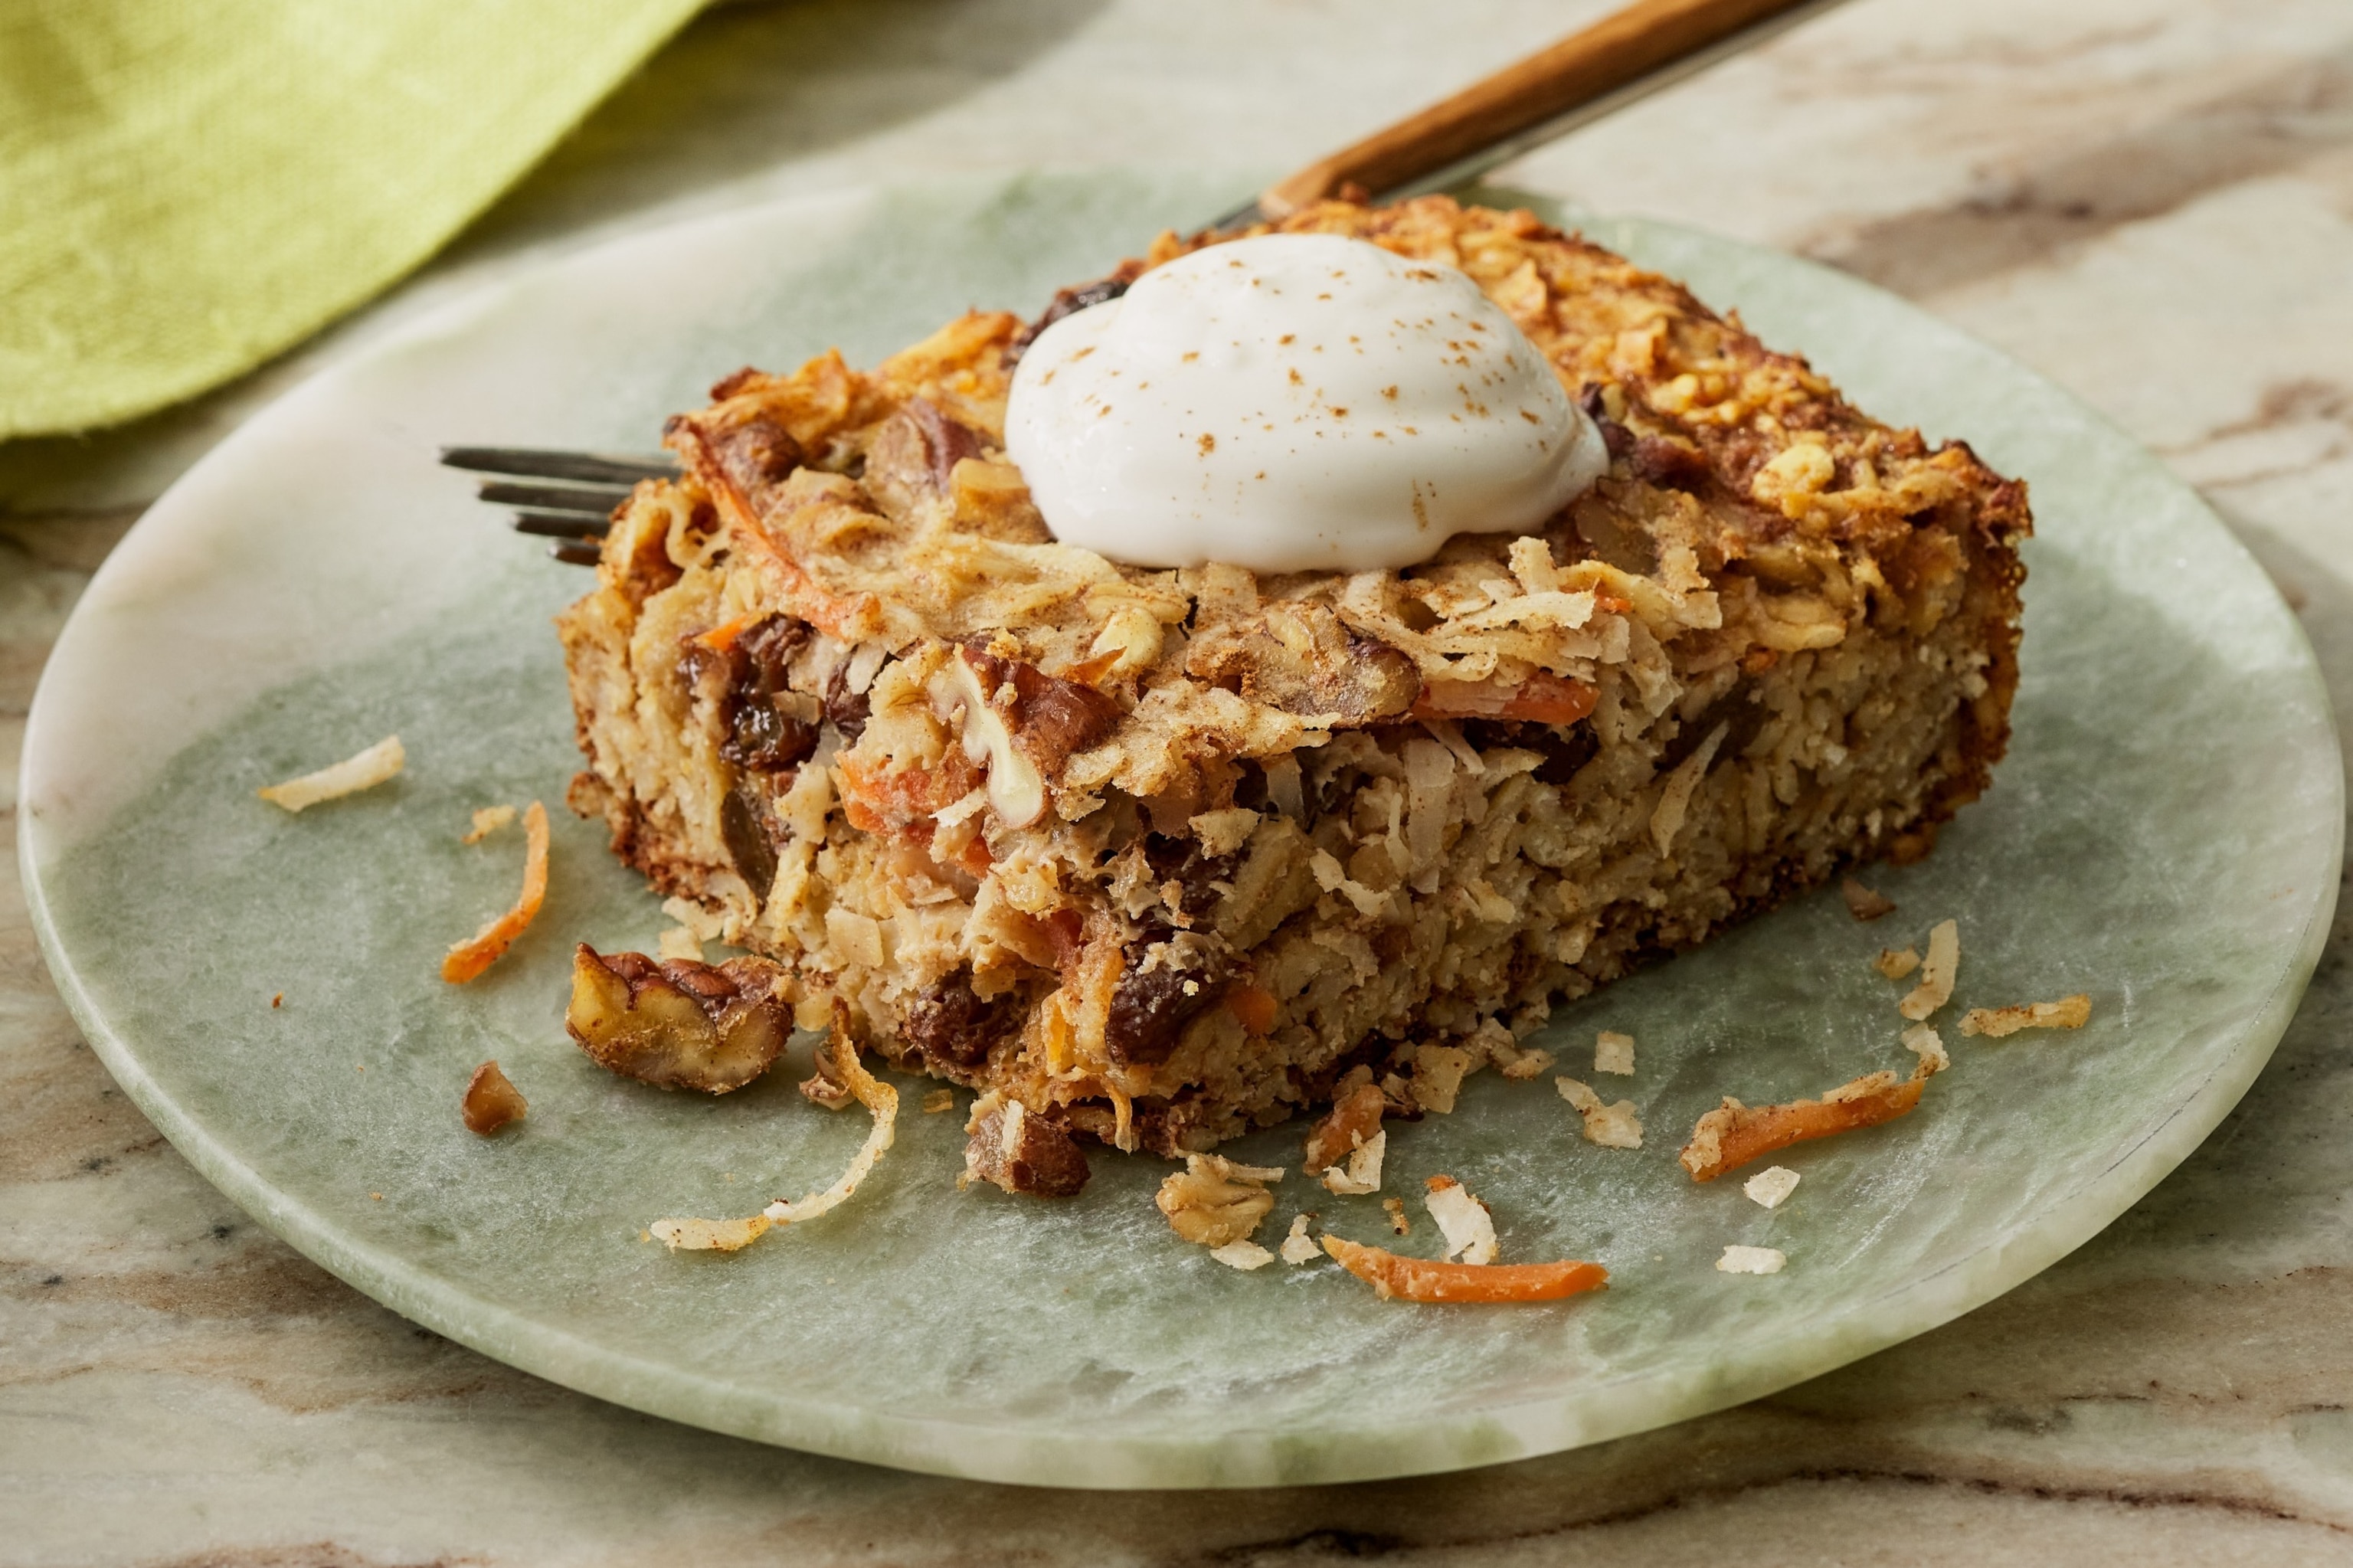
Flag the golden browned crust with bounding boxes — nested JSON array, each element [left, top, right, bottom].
[[556, 195, 2029, 1160]]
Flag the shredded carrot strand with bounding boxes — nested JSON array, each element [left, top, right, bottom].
[[1320, 1235, 1608, 1304], [441, 800, 549, 983], [1679, 1074, 1924, 1182], [692, 613, 762, 653]]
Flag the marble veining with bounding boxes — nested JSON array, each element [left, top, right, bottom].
[[8, 0, 2353, 1559]]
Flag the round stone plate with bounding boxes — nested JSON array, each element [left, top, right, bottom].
[[19, 172, 2341, 1490]]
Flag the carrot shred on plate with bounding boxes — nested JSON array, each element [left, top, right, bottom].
[[1319, 1234, 1608, 1304], [441, 800, 549, 983], [1678, 1069, 1925, 1183]]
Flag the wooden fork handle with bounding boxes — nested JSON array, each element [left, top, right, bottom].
[[1258, 0, 1823, 218]]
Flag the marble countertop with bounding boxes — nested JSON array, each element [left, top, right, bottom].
[[7, 0, 2353, 1559]]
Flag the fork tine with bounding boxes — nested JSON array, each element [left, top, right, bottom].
[[476, 479, 634, 514], [442, 446, 676, 485], [549, 540, 604, 566], [512, 510, 610, 540]]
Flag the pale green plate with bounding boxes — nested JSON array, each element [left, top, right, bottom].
[[19, 172, 2342, 1489]]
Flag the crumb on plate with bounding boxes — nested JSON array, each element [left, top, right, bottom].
[[1743, 1166, 1800, 1209], [1898, 918, 1959, 1021], [1960, 994, 2093, 1037], [257, 735, 404, 812], [1556, 1075, 1644, 1148], [1717, 1244, 1786, 1275], [461, 1060, 528, 1135]]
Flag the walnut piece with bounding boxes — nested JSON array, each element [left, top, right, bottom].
[[963, 1093, 1091, 1197], [461, 1060, 527, 1135], [565, 944, 793, 1093]]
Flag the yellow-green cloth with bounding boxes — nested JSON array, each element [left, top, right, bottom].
[[0, 0, 705, 438]]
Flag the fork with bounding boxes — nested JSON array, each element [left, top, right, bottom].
[[445, 0, 1850, 561]]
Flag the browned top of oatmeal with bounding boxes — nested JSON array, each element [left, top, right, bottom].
[[626, 194, 2027, 826]]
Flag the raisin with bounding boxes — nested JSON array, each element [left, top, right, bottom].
[[822, 661, 871, 743], [1105, 934, 1227, 1066], [1631, 435, 1711, 491], [901, 972, 1016, 1068], [716, 616, 819, 773], [1143, 833, 1237, 925], [721, 786, 779, 895], [1004, 267, 1143, 365], [713, 414, 804, 493]]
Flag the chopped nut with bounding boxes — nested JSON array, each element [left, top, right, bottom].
[[1898, 918, 1959, 1021], [1960, 994, 2093, 1038], [1874, 947, 1922, 980], [1717, 1245, 1786, 1275], [1594, 1030, 1636, 1075], [1423, 1176, 1498, 1265], [921, 1088, 956, 1115], [463, 804, 517, 843], [964, 1093, 1091, 1197], [258, 735, 404, 812], [1841, 876, 1896, 921], [565, 944, 793, 1093], [1279, 1213, 1320, 1265], [460, 1061, 526, 1135], [1155, 1153, 1278, 1246], [1743, 1166, 1800, 1209], [1383, 1196, 1411, 1236], [1210, 1240, 1276, 1271], [1556, 1076, 1644, 1148]]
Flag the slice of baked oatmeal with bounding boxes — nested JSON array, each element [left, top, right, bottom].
[[557, 195, 2027, 1173]]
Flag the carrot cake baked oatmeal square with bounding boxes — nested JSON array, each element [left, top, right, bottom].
[[556, 195, 2027, 1187]]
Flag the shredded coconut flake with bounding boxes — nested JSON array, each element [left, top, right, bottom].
[[650, 1037, 898, 1253], [1960, 994, 2093, 1038], [1718, 1245, 1786, 1275], [1423, 1176, 1499, 1265], [1279, 1213, 1320, 1265], [1899, 919, 1959, 1021], [1743, 1167, 1800, 1210], [1874, 947, 1921, 980], [1211, 1239, 1276, 1271], [1595, 1030, 1635, 1075], [1320, 1128, 1386, 1195], [1556, 1075, 1644, 1148], [462, 804, 515, 843], [1648, 722, 1726, 856], [258, 735, 404, 812], [1901, 1021, 1949, 1076], [656, 925, 704, 962]]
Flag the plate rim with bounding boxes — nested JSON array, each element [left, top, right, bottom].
[[19, 170, 2345, 1489]]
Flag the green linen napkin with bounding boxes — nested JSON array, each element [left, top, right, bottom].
[[0, 0, 705, 439]]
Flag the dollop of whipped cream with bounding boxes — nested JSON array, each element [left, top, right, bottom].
[[1003, 234, 1605, 573]]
